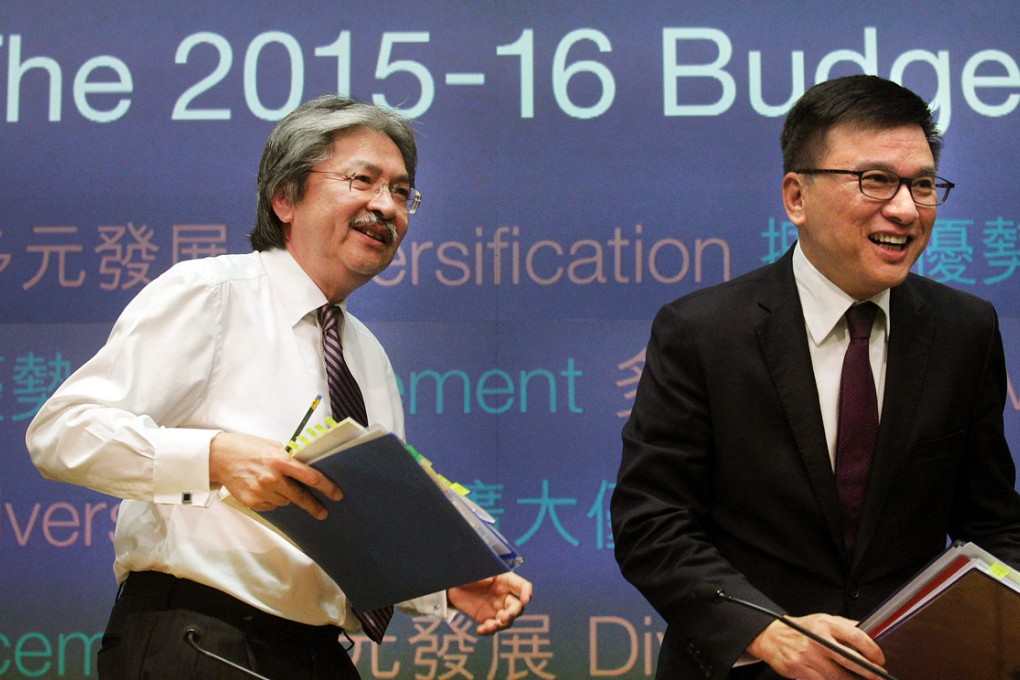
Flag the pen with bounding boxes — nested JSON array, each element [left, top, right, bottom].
[[285, 394, 322, 453]]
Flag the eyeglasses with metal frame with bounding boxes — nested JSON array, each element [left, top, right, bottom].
[[793, 168, 955, 206], [308, 171, 422, 215]]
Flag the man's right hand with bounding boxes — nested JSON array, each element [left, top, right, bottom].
[[747, 613, 888, 680], [209, 432, 342, 519]]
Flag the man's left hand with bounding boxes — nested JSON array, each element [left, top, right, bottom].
[[447, 573, 533, 635]]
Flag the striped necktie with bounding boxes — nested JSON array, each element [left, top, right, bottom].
[[319, 304, 367, 427], [318, 304, 392, 643]]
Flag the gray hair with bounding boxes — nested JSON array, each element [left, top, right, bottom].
[[250, 95, 417, 251]]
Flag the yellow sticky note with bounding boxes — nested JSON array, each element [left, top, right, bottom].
[[989, 562, 1011, 579]]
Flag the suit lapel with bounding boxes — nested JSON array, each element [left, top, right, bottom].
[[852, 280, 934, 570], [754, 256, 936, 569], [755, 252, 847, 553]]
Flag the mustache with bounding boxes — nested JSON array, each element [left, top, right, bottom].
[[351, 214, 399, 244]]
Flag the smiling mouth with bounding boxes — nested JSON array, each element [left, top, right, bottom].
[[870, 233, 911, 251]]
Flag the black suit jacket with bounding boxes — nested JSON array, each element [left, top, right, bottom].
[[611, 247, 1020, 679]]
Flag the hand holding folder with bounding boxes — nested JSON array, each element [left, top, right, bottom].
[[224, 417, 524, 612], [859, 541, 1020, 679]]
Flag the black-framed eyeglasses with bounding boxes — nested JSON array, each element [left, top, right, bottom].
[[308, 171, 422, 215], [793, 168, 954, 206]]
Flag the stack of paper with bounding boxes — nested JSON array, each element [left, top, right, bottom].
[[859, 541, 1020, 679]]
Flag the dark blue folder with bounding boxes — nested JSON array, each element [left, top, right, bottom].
[[261, 432, 521, 611]]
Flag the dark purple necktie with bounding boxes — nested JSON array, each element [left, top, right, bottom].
[[318, 304, 391, 643], [835, 302, 879, 552]]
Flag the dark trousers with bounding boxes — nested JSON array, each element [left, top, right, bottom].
[[97, 571, 360, 680]]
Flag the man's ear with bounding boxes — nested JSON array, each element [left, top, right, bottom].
[[271, 189, 295, 225], [782, 172, 808, 227]]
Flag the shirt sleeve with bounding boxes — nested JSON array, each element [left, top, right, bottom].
[[396, 593, 455, 622], [25, 263, 223, 506]]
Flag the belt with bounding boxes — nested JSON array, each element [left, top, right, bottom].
[[120, 571, 346, 647]]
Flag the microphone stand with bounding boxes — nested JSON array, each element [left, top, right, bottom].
[[184, 625, 273, 680]]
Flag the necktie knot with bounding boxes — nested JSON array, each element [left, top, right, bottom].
[[318, 304, 340, 332], [845, 302, 878, 342]]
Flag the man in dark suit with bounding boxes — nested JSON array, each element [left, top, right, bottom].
[[611, 75, 1020, 679]]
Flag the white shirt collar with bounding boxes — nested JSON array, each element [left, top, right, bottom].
[[259, 248, 341, 327], [792, 242, 891, 346]]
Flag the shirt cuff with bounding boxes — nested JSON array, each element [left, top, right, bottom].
[[398, 591, 454, 622], [151, 428, 220, 506]]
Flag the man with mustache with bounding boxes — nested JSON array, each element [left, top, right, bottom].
[[27, 96, 532, 680]]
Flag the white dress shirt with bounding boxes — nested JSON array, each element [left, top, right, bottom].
[[793, 243, 890, 469], [26, 247, 448, 628]]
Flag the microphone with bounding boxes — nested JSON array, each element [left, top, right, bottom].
[[184, 625, 273, 680], [692, 584, 898, 680]]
